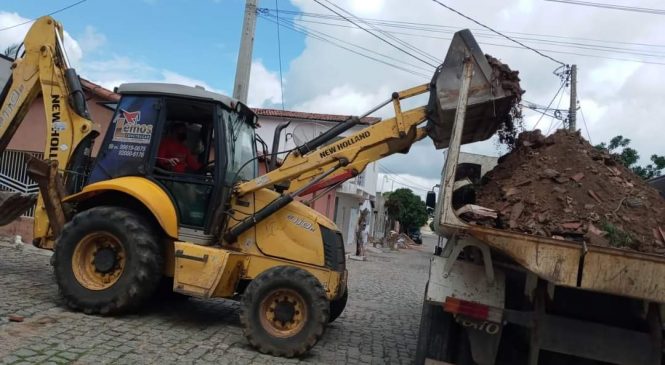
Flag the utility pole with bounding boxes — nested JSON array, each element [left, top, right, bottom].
[[568, 64, 577, 131], [233, 0, 258, 104]]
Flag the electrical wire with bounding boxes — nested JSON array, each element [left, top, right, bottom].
[[547, 87, 568, 134], [312, 0, 439, 68], [378, 163, 432, 191], [264, 8, 665, 50], [320, 0, 441, 65], [545, 0, 665, 15], [532, 77, 568, 130], [0, 0, 89, 32], [580, 106, 592, 143], [274, 0, 285, 110], [258, 14, 430, 79], [429, 0, 566, 66], [262, 13, 433, 73]]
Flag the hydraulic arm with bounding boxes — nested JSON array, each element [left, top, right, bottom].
[[0, 16, 95, 242], [226, 29, 523, 242]]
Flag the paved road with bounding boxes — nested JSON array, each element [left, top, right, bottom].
[[0, 234, 436, 365]]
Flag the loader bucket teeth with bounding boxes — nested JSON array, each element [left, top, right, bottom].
[[426, 29, 523, 149], [0, 191, 37, 226]]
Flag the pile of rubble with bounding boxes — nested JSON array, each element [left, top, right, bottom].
[[471, 129, 665, 254]]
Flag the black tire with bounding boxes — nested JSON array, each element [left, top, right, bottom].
[[240, 266, 329, 358], [329, 286, 348, 323], [152, 276, 189, 303], [54, 206, 164, 315], [415, 282, 459, 365]]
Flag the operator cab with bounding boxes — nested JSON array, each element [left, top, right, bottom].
[[88, 83, 259, 243]]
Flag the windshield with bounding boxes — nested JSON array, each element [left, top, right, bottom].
[[223, 108, 257, 182]]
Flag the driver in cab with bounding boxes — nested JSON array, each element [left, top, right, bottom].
[[157, 122, 202, 173]]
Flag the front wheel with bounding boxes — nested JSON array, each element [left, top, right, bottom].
[[54, 206, 164, 314], [329, 286, 348, 323], [240, 266, 329, 358]]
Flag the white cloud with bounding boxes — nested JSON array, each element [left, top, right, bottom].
[[285, 0, 665, 179], [248, 59, 283, 107], [0, 12, 82, 67], [78, 25, 106, 53]]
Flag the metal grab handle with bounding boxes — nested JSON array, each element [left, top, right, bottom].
[[175, 250, 209, 263]]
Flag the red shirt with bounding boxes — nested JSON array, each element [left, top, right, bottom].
[[157, 137, 202, 173]]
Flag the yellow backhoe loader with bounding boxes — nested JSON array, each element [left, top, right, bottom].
[[0, 16, 521, 357]]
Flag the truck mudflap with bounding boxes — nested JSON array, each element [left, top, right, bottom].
[[427, 255, 506, 365]]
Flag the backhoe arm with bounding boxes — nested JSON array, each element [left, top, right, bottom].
[[236, 84, 431, 197], [0, 16, 94, 241]]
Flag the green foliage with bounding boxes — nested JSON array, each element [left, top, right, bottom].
[[385, 188, 428, 233], [3, 44, 19, 58], [594, 135, 665, 180], [600, 221, 636, 249]]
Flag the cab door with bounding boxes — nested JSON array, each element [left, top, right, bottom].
[[150, 97, 222, 243]]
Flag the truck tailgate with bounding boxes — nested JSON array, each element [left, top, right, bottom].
[[465, 225, 665, 303]]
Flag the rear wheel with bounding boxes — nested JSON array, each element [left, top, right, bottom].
[[415, 282, 459, 365], [54, 206, 163, 314], [329, 286, 348, 323], [240, 266, 329, 357]]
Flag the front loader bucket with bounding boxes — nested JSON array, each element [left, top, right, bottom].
[[0, 191, 36, 226], [426, 29, 523, 149]]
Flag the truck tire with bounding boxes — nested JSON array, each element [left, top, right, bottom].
[[54, 206, 163, 315], [240, 266, 329, 357], [415, 283, 458, 365], [329, 286, 348, 323]]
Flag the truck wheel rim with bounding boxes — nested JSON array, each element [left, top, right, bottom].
[[259, 288, 308, 338], [72, 232, 125, 291]]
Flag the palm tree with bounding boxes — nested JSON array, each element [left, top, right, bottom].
[[3, 44, 20, 59]]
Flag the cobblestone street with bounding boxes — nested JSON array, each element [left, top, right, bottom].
[[0, 235, 434, 364]]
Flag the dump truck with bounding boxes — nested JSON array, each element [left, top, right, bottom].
[[417, 37, 665, 365], [0, 17, 523, 357]]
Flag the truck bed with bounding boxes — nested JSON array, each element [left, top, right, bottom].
[[461, 224, 665, 304]]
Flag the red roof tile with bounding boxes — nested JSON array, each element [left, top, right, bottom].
[[80, 79, 120, 102]]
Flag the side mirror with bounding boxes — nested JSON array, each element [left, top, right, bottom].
[[426, 191, 436, 209]]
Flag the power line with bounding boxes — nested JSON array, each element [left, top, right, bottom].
[[274, 0, 285, 110], [288, 16, 665, 59], [320, 1, 441, 65], [262, 8, 665, 66], [262, 13, 433, 73], [312, 0, 439, 68], [532, 76, 568, 130], [0, 0, 88, 32], [258, 14, 430, 79], [580, 106, 592, 143], [378, 163, 433, 191], [265, 8, 665, 50], [547, 86, 568, 134], [545, 0, 665, 15], [429, 0, 567, 66]]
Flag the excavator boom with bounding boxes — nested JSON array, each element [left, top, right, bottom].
[[226, 29, 523, 242], [0, 17, 94, 237]]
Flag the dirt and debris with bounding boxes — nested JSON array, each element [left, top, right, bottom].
[[473, 129, 665, 254]]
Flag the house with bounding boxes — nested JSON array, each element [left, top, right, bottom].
[[0, 82, 380, 252]]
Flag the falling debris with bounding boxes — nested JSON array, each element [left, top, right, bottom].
[[472, 129, 665, 254]]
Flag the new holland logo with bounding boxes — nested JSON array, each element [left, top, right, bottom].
[[112, 109, 153, 144]]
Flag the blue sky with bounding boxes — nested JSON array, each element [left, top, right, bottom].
[[3, 0, 304, 98]]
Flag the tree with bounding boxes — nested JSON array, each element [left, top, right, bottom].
[[384, 188, 428, 233], [3, 44, 20, 59], [595, 135, 665, 180]]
